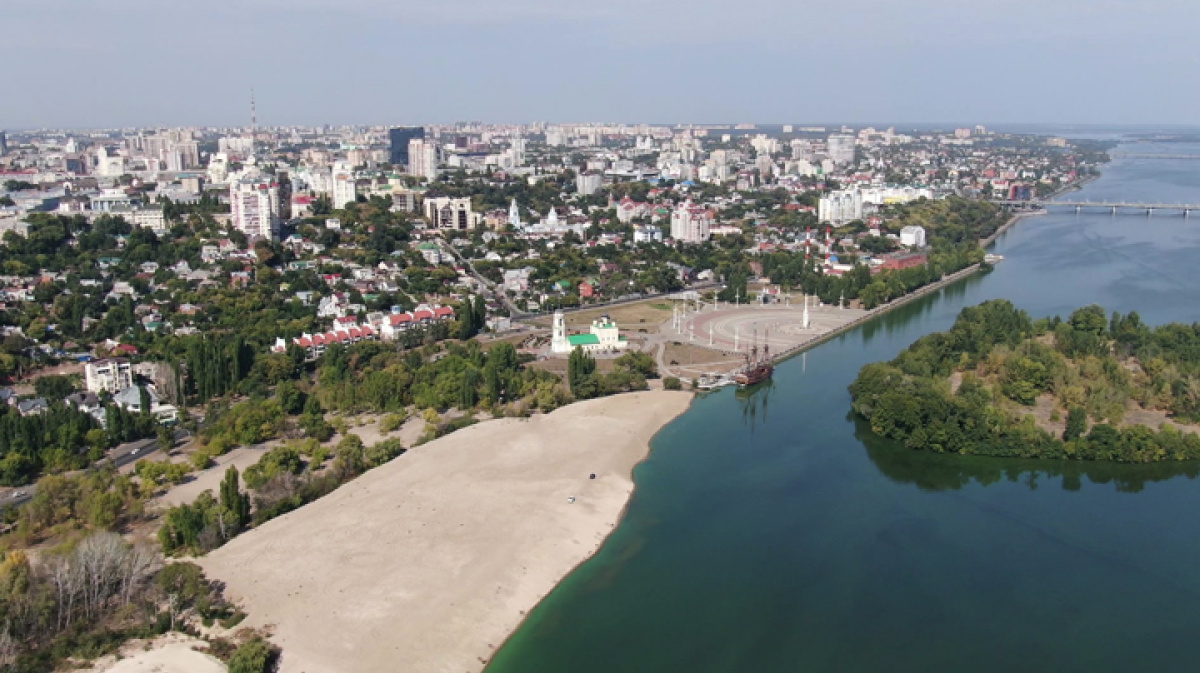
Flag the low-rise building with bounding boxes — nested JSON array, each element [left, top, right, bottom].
[[85, 358, 133, 394], [549, 311, 628, 354], [899, 225, 926, 248]]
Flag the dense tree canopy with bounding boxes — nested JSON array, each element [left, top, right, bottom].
[[850, 300, 1200, 463]]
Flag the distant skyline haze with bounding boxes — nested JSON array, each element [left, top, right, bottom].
[[5, 0, 1199, 128]]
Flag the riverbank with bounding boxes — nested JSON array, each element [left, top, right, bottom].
[[981, 172, 1103, 248], [766, 262, 987, 368], [199, 390, 693, 673], [767, 173, 1110, 369]]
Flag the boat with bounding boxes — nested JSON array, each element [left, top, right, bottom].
[[734, 361, 774, 387], [696, 373, 736, 391], [734, 329, 774, 387]]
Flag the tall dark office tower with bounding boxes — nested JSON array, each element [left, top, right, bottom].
[[0, 131, 7, 156], [388, 127, 424, 166]]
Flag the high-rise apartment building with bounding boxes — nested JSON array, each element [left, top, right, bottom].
[[576, 172, 603, 196], [827, 134, 856, 166], [207, 153, 230, 183], [95, 147, 126, 177], [670, 201, 711, 243], [230, 176, 281, 241], [0, 131, 7, 156], [408, 139, 439, 181], [388, 127, 424, 166], [331, 161, 357, 209]]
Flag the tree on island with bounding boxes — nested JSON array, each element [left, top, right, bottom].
[[849, 300, 1200, 463]]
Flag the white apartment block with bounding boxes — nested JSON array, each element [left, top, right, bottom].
[[827, 134, 856, 166], [670, 201, 711, 243], [332, 162, 357, 209], [408, 139, 439, 181], [85, 358, 133, 394], [230, 177, 281, 240], [819, 187, 934, 224], [576, 172, 603, 196]]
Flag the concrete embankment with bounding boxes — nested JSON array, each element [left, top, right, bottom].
[[766, 172, 1105, 368], [768, 263, 987, 368]]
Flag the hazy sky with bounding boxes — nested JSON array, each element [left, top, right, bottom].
[[6, 0, 1199, 128]]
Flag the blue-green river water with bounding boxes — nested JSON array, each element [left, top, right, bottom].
[[487, 142, 1200, 672]]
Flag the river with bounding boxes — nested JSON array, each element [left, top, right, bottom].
[[486, 141, 1200, 672]]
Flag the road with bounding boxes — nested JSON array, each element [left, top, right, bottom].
[[1, 428, 189, 510], [439, 240, 527, 318]]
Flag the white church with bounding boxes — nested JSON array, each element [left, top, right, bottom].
[[550, 311, 628, 354], [509, 198, 586, 238]]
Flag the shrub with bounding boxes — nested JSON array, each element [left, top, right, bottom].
[[190, 449, 215, 471], [379, 412, 407, 433], [663, 377, 682, 391], [227, 637, 279, 673]]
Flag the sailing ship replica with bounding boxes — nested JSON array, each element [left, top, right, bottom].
[[734, 329, 774, 387]]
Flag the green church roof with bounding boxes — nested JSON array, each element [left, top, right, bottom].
[[568, 334, 601, 346]]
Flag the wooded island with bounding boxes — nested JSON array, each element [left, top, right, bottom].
[[850, 300, 1200, 462]]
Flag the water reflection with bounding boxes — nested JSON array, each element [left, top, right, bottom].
[[735, 378, 775, 432], [858, 271, 986, 347], [853, 416, 1200, 493]]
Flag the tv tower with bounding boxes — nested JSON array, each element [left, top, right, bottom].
[[248, 88, 259, 161]]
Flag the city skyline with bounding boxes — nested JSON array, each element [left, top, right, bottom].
[[6, 0, 1200, 129]]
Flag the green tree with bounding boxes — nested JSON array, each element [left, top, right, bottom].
[[33, 375, 76, 401], [567, 347, 596, 399], [220, 466, 251, 529], [228, 637, 279, 673], [157, 426, 174, 453], [1064, 407, 1087, 441]]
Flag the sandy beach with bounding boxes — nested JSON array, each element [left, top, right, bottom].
[[76, 634, 225, 673], [200, 390, 692, 673]]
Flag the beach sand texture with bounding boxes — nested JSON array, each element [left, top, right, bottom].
[[77, 634, 225, 673], [200, 390, 692, 673]]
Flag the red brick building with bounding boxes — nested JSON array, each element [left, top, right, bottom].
[[880, 252, 928, 271]]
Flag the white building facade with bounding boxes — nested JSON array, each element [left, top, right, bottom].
[[900, 225, 927, 248], [550, 311, 628, 355], [576, 172, 603, 196], [331, 162, 357, 209], [827, 134, 856, 165], [408, 139, 439, 181], [85, 358, 133, 394], [670, 201, 712, 243], [818, 187, 934, 224], [230, 176, 281, 240]]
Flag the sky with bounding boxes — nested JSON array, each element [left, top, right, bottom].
[[5, 0, 1200, 129]]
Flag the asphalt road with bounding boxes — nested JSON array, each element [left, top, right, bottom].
[[2, 428, 189, 510]]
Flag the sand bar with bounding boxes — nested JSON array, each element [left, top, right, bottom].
[[200, 390, 692, 673]]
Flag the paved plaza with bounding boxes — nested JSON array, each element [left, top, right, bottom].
[[674, 301, 869, 354]]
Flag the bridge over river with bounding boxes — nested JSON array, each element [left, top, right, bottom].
[[1110, 153, 1200, 160], [993, 200, 1200, 216]]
